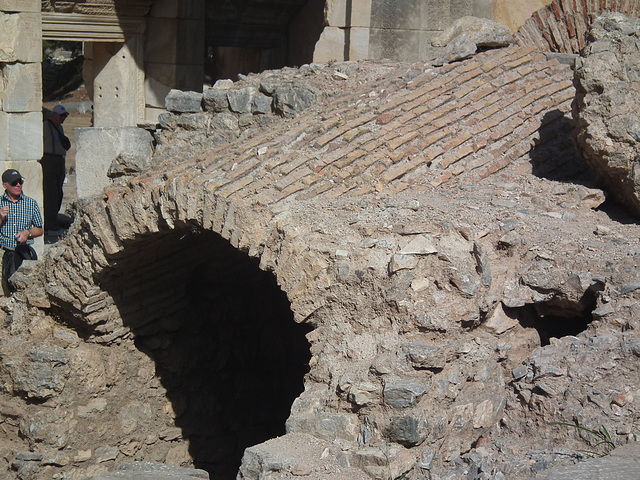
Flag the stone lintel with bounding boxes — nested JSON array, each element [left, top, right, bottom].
[[41, 12, 144, 41]]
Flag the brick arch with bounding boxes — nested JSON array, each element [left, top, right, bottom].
[[514, 0, 640, 53], [38, 174, 324, 340], [33, 175, 321, 476]]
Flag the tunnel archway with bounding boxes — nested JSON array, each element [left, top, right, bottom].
[[94, 226, 312, 479]]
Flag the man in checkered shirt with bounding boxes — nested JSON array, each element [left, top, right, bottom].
[[0, 169, 43, 295]]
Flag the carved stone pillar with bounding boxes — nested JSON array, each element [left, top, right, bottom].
[[91, 37, 144, 127]]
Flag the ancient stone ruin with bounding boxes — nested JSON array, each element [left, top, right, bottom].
[[1, 3, 640, 480]]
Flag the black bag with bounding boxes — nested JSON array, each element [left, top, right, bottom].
[[60, 134, 71, 151], [2, 245, 37, 292], [48, 119, 71, 151]]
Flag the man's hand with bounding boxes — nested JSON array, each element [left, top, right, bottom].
[[14, 230, 30, 244], [0, 205, 9, 223]]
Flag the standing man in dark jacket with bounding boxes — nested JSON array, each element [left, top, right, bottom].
[[41, 104, 70, 235]]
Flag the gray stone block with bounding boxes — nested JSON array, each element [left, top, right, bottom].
[[165, 89, 202, 113]]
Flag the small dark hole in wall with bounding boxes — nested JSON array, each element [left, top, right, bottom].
[[100, 228, 312, 479], [516, 287, 598, 346]]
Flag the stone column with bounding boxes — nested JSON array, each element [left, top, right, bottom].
[[0, 0, 44, 253], [144, 0, 205, 123]]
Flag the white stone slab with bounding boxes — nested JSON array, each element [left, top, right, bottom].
[[349, 27, 370, 60], [0, 112, 43, 161], [2, 62, 41, 112], [0, 12, 41, 63], [313, 27, 345, 63], [75, 127, 153, 199]]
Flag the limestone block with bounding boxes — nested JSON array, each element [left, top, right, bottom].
[[92, 40, 142, 128], [370, 0, 420, 29], [313, 27, 345, 63], [369, 28, 421, 62], [483, 303, 519, 335], [326, 0, 372, 28], [383, 378, 427, 408], [420, 0, 452, 30], [76, 127, 154, 199], [202, 88, 229, 113], [348, 27, 370, 60], [0, 0, 40, 13], [2, 62, 41, 112], [0, 13, 41, 63], [0, 112, 42, 161]]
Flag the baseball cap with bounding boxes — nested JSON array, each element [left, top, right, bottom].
[[2, 169, 23, 184], [52, 105, 68, 116]]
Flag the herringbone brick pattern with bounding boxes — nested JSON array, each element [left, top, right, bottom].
[[180, 45, 576, 206]]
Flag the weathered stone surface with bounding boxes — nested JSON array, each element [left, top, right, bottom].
[[574, 13, 640, 218], [273, 86, 317, 117], [0, 111, 42, 161], [0, 12, 41, 63], [164, 89, 202, 113], [202, 87, 229, 112], [383, 378, 428, 408], [76, 127, 154, 198], [432, 16, 514, 65], [227, 86, 256, 114], [107, 128, 154, 177], [251, 94, 272, 114], [385, 415, 428, 446], [1, 62, 41, 112]]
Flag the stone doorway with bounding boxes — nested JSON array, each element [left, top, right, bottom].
[[94, 227, 312, 479]]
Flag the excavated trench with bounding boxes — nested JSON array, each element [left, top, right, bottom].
[[94, 227, 312, 479]]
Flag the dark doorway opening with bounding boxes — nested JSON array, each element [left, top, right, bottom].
[[98, 227, 312, 479], [204, 0, 324, 83]]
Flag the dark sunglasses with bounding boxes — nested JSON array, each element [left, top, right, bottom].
[[10, 179, 23, 186]]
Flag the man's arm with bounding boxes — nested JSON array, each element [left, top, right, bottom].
[[0, 206, 8, 228]]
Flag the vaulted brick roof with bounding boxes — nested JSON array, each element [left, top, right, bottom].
[[153, 45, 576, 213]]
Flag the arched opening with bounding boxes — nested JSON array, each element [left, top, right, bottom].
[[95, 227, 312, 479]]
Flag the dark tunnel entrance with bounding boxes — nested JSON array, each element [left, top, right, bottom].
[[97, 227, 312, 479]]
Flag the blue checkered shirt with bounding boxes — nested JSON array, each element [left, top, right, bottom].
[[0, 192, 43, 249]]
